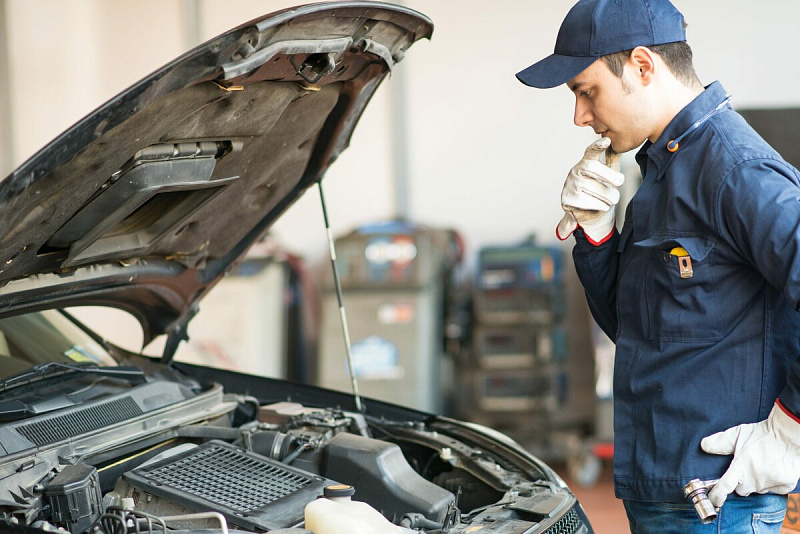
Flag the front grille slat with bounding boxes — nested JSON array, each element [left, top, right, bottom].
[[17, 396, 143, 446], [545, 507, 583, 534]]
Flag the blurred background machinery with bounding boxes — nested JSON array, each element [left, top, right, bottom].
[[457, 238, 596, 462], [177, 238, 319, 383], [317, 221, 463, 413]]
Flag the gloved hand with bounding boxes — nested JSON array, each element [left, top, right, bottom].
[[701, 401, 800, 508], [556, 137, 624, 245]]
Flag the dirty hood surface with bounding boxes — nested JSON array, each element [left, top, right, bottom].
[[0, 2, 432, 347]]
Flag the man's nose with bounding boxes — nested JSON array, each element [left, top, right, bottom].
[[574, 101, 593, 127]]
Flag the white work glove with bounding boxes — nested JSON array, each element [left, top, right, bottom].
[[556, 137, 624, 245], [701, 401, 800, 508]]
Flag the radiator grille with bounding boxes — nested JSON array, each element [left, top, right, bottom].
[[17, 396, 143, 446], [141, 443, 312, 513], [545, 507, 583, 534]]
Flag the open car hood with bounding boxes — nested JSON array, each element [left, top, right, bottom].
[[0, 2, 432, 350]]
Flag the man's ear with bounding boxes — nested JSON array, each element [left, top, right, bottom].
[[629, 46, 656, 86]]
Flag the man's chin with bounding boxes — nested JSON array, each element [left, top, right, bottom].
[[608, 138, 642, 154], [599, 133, 618, 150]]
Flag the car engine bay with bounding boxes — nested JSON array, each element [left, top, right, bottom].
[[0, 370, 586, 534]]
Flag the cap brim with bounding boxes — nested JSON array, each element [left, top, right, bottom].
[[516, 54, 597, 89]]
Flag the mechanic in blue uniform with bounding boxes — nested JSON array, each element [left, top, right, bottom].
[[515, 0, 800, 532]]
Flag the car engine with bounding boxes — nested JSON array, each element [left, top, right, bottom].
[[0, 377, 587, 534]]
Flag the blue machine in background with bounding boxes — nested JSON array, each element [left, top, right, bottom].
[[463, 238, 595, 460]]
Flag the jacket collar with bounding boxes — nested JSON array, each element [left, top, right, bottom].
[[635, 81, 730, 181]]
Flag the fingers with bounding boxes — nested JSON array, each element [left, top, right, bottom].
[[708, 467, 742, 508], [559, 138, 622, 242], [582, 137, 612, 161], [578, 179, 621, 207], [708, 467, 796, 509], [605, 149, 622, 171], [562, 172, 620, 211], [562, 194, 614, 213], [707, 486, 728, 509], [701, 426, 743, 508], [700, 426, 741, 456], [579, 159, 625, 188], [754, 480, 798, 495]]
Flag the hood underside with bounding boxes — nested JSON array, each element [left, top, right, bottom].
[[0, 2, 432, 346]]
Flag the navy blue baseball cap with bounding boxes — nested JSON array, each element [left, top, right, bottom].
[[516, 0, 686, 89]]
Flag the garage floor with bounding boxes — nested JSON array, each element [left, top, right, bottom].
[[555, 462, 628, 534]]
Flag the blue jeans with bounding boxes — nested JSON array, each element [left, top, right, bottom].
[[623, 494, 787, 534]]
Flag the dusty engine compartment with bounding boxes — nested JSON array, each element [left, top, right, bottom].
[[0, 376, 585, 534], [107, 402, 461, 532]]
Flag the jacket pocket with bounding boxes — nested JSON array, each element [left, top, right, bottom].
[[634, 233, 724, 343]]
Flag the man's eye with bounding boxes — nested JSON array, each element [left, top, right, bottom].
[[581, 90, 591, 97]]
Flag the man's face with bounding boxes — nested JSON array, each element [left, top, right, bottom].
[[567, 59, 651, 153]]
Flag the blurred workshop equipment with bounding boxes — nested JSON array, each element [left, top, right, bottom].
[[317, 220, 463, 413], [459, 237, 596, 464], [178, 236, 319, 383]]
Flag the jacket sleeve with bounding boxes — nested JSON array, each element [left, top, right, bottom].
[[571, 227, 620, 341], [716, 157, 800, 414]]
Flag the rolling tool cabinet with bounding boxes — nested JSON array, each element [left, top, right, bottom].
[[463, 240, 595, 462]]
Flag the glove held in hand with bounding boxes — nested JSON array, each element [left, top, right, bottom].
[[701, 400, 800, 508], [556, 138, 624, 245]]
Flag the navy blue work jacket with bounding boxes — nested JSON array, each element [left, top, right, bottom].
[[572, 81, 800, 502]]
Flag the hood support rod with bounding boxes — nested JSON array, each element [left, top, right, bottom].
[[318, 180, 364, 413], [161, 305, 198, 364]]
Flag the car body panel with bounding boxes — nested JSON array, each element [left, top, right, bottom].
[[0, 2, 432, 347]]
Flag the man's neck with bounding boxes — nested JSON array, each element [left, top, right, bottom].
[[649, 82, 705, 143]]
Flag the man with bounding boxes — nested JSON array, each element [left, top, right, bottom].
[[515, 1, 800, 532]]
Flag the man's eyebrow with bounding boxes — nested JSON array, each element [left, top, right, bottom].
[[568, 80, 586, 93]]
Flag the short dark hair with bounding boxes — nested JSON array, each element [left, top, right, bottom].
[[602, 41, 701, 88]]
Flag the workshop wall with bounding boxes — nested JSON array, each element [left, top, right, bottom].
[[1, 0, 799, 266]]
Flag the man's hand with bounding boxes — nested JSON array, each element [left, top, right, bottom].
[[556, 137, 624, 245], [701, 401, 800, 508]]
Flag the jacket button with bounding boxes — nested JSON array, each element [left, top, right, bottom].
[[662, 252, 671, 263]]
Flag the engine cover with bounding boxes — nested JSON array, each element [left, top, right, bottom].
[[120, 441, 338, 531]]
